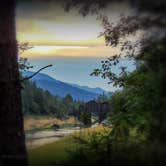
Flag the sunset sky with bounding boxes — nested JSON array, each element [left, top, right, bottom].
[[16, 1, 134, 91], [16, 1, 132, 58]]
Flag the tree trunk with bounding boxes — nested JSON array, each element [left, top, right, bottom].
[[0, 1, 27, 166]]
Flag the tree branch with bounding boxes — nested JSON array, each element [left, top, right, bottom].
[[21, 64, 53, 81]]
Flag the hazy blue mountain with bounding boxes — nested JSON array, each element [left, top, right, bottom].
[[69, 83, 109, 95], [22, 71, 108, 101]]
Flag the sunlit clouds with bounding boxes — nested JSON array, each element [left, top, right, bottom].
[[21, 45, 120, 58]]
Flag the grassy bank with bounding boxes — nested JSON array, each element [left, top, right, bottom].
[[28, 135, 76, 166], [28, 126, 106, 166]]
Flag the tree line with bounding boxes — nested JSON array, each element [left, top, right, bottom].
[[22, 80, 82, 119]]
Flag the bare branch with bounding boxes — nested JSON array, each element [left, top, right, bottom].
[[21, 64, 53, 81]]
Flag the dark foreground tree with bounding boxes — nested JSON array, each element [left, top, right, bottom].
[[0, 1, 27, 166]]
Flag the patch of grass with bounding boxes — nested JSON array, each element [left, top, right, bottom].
[[28, 136, 77, 166], [28, 126, 107, 166]]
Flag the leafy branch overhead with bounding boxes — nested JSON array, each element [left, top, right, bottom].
[[91, 11, 166, 86], [66, 0, 166, 87], [65, 0, 166, 15]]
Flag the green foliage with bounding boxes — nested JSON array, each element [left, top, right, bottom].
[[92, 39, 166, 142], [18, 57, 33, 71], [69, 130, 113, 166], [67, 37, 166, 166], [80, 111, 91, 127]]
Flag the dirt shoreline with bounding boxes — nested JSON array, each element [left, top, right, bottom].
[[26, 128, 80, 149]]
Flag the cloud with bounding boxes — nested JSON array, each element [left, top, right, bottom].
[[21, 45, 120, 58]]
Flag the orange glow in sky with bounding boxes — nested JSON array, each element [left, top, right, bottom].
[[21, 45, 120, 58]]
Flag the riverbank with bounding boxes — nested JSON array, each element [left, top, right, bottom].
[[26, 128, 80, 149], [25, 115, 81, 149]]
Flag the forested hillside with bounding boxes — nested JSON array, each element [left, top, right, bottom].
[[22, 80, 82, 119]]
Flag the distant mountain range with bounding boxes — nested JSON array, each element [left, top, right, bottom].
[[22, 71, 111, 102], [69, 83, 108, 95]]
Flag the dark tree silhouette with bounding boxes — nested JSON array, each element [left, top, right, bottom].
[[0, 1, 27, 166]]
